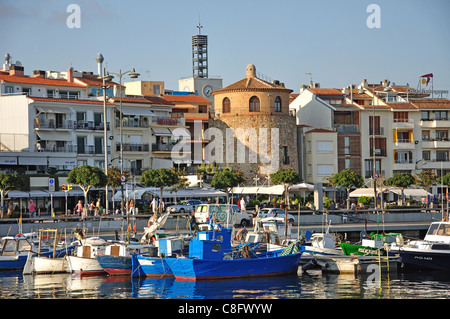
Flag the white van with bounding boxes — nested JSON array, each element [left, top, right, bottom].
[[195, 204, 252, 227]]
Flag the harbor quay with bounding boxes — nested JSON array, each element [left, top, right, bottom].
[[0, 208, 443, 242]]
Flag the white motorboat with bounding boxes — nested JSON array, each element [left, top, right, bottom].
[[66, 237, 108, 276]]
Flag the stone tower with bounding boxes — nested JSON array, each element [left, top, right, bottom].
[[208, 64, 299, 183]]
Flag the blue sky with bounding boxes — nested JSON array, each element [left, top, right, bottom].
[[1, 0, 449, 93]]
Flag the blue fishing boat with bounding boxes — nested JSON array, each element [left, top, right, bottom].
[[131, 236, 190, 278], [133, 223, 304, 281]]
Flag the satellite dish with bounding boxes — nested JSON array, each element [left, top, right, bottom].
[[305, 230, 312, 241]]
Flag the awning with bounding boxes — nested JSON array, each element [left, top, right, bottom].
[[0, 156, 17, 165], [152, 128, 172, 136], [349, 188, 378, 198], [19, 156, 47, 165], [118, 107, 155, 117], [36, 106, 67, 114], [7, 190, 29, 198], [48, 157, 77, 166], [233, 185, 285, 195], [289, 183, 314, 191], [171, 128, 191, 138], [389, 188, 431, 197], [51, 190, 84, 197], [36, 131, 73, 141], [29, 190, 50, 198], [113, 187, 226, 200]]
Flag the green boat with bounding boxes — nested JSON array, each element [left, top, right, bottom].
[[340, 232, 403, 256]]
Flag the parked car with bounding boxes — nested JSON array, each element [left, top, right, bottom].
[[257, 208, 295, 223], [167, 199, 205, 215], [195, 204, 252, 227]]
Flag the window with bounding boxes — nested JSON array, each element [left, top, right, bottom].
[[316, 141, 333, 153], [153, 85, 161, 95], [307, 164, 312, 176], [435, 111, 448, 121], [369, 116, 381, 135], [393, 112, 409, 123], [364, 159, 381, 178], [307, 141, 311, 153], [422, 151, 430, 161], [249, 96, 260, 112], [317, 164, 333, 176], [436, 130, 448, 141], [344, 137, 350, 155], [436, 151, 449, 162], [345, 158, 351, 169], [5, 86, 13, 94], [22, 87, 31, 96], [422, 130, 431, 141], [274, 96, 281, 112], [281, 146, 289, 164], [222, 97, 231, 113], [421, 111, 430, 120], [395, 151, 412, 164]]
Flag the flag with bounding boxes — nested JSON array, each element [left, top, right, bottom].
[[127, 224, 131, 232], [421, 73, 433, 86], [133, 223, 136, 232]]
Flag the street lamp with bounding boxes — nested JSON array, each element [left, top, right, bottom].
[[96, 53, 114, 215], [108, 68, 140, 215]]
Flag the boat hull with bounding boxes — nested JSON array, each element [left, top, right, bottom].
[[340, 242, 389, 256], [170, 252, 303, 281], [132, 255, 177, 278], [67, 255, 106, 276], [400, 248, 450, 271], [97, 255, 132, 276], [33, 256, 68, 274], [0, 246, 74, 271]]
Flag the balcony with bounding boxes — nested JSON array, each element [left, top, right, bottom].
[[115, 118, 149, 129], [116, 143, 149, 152], [35, 144, 77, 153], [35, 119, 73, 130], [73, 121, 110, 131], [77, 145, 111, 155], [333, 124, 360, 133], [421, 139, 450, 149], [392, 118, 414, 129], [420, 119, 450, 128], [152, 143, 174, 152], [393, 139, 415, 150], [151, 117, 185, 127]]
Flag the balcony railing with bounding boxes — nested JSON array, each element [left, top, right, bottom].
[[35, 144, 77, 153], [77, 145, 111, 155], [35, 119, 73, 130], [74, 121, 110, 131], [333, 124, 360, 133], [115, 119, 149, 128], [151, 117, 182, 126], [116, 143, 149, 152], [152, 143, 174, 152]]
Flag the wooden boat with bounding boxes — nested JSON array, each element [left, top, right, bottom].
[[1, 232, 72, 271], [310, 255, 401, 274], [340, 232, 403, 257], [398, 220, 450, 271], [96, 241, 153, 276], [162, 224, 304, 281], [66, 237, 107, 276], [23, 229, 76, 275]]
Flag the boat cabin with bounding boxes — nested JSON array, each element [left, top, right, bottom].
[[361, 233, 404, 249], [75, 237, 107, 258], [310, 233, 337, 249], [424, 221, 450, 244], [189, 227, 232, 260], [0, 235, 33, 256]]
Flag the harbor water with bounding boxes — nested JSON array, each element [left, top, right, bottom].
[[1, 269, 449, 299]]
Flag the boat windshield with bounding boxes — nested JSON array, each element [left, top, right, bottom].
[[1, 239, 17, 256], [426, 223, 440, 236], [436, 224, 450, 237], [17, 238, 32, 252]]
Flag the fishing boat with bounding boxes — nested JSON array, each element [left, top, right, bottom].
[[166, 223, 304, 281], [309, 255, 401, 274], [340, 232, 404, 257], [22, 229, 76, 275], [0, 232, 72, 271], [131, 235, 190, 278], [66, 236, 108, 276], [397, 220, 450, 271], [96, 241, 153, 276]]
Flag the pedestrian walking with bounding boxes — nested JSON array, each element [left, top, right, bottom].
[[28, 200, 36, 218]]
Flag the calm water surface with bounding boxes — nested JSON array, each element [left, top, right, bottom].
[[0, 269, 449, 299]]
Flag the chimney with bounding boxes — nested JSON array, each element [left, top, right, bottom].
[[9, 64, 24, 77], [67, 67, 74, 82], [33, 70, 46, 78]]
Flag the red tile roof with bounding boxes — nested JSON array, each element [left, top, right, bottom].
[[306, 128, 336, 133], [0, 74, 85, 87], [308, 88, 345, 96], [212, 77, 292, 94], [28, 97, 114, 105], [110, 95, 174, 106], [74, 74, 123, 88], [163, 95, 211, 104]]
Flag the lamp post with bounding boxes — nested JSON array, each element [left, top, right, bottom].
[[108, 68, 140, 215], [96, 53, 114, 215]]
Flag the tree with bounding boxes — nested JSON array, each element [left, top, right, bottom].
[[140, 168, 179, 213], [416, 170, 436, 207], [0, 172, 26, 218], [385, 172, 416, 205], [107, 167, 129, 213], [170, 168, 190, 204], [329, 169, 364, 209], [270, 168, 302, 210], [210, 169, 246, 204], [67, 165, 108, 212]]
